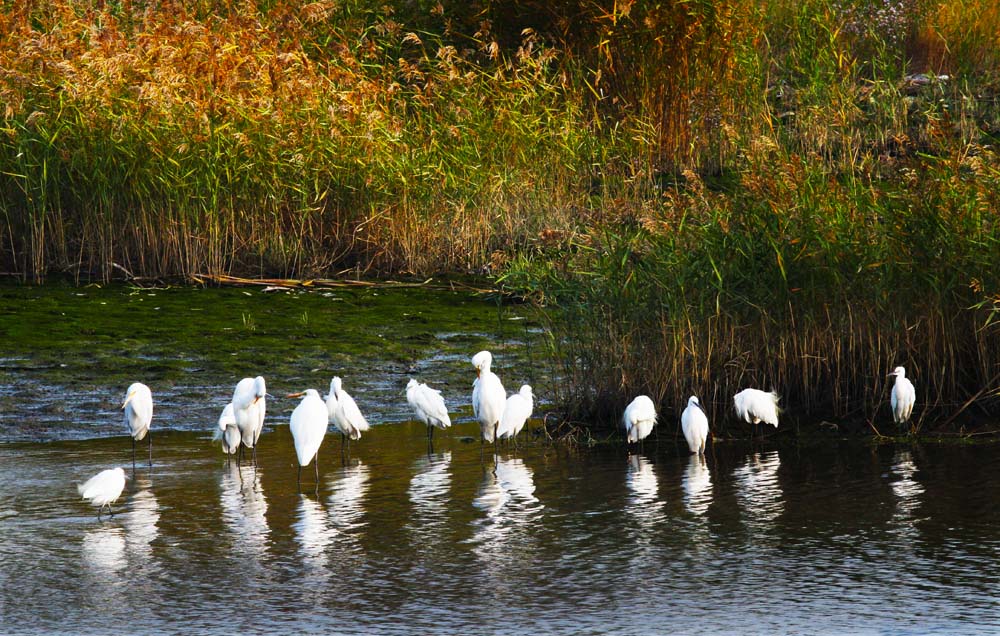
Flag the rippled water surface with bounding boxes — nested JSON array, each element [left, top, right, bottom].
[[1, 284, 999, 635]]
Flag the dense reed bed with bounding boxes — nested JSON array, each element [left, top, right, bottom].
[[501, 0, 1000, 432], [0, 0, 596, 280], [3, 0, 1000, 431]]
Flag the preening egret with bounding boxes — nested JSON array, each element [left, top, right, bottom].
[[471, 351, 506, 449], [889, 366, 916, 428], [406, 378, 451, 444], [213, 403, 241, 464], [78, 467, 127, 520], [497, 384, 534, 446], [326, 377, 369, 451], [733, 388, 780, 436], [623, 395, 657, 444], [232, 376, 267, 465], [681, 395, 709, 454], [122, 382, 153, 471], [289, 389, 329, 487]]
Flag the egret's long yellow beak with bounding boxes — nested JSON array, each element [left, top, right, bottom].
[[286, 392, 304, 398], [121, 393, 134, 410], [252, 395, 262, 404], [476, 368, 481, 378]]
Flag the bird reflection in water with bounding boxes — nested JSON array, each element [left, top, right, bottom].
[[889, 449, 924, 541], [733, 451, 783, 532], [624, 454, 665, 548], [408, 452, 453, 531], [681, 453, 713, 517], [219, 463, 270, 558], [470, 456, 542, 556], [124, 478, 160, 563]]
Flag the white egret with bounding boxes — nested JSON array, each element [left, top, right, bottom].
[[471, 350, 506, 450], [497, 384, 534, 446], [406, 378, 451, 444], [623, 395, 657, 444], [122, 382, 153, 471], [681, 395, 709, 454], [232, 376, 267, 465], [326, 377, 369, 452], [889, 366, 916, 428], [77, 467, 127, 520], [289, 389, 329, 487], [212, 403, 241, 464], [733, 388, 780, 436]]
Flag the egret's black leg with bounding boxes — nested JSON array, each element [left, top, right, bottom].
[[148, 432, 153, 468], [132, 437, 136, 473]]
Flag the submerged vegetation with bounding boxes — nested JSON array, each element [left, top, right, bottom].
[[2, 0, 1000, 431]]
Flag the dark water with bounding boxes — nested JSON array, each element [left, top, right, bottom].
[[1, 284, 1000, 634], [2, 433, 1000, 635]]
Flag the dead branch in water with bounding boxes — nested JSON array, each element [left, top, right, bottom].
[[187, 273, 500, 295]]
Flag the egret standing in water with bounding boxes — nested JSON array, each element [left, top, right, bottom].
[[213, 403, 241, 465], [288, 389, 328, 488], [889, 366, 916, 430], [77, 467, 127, 520], [471, 350, 506, 453], [497, 384, 534, 447], [733, 388, 780, 437], [232, 376, 267, 466], [681, 395, 709, 454], [406, 378, 451, 445], [122, 382, 153, 471], [326, 377, 370, 453], [623, 395, 657, 445]]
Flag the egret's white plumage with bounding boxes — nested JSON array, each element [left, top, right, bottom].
[[232, 376, 267, 461], [406, 378, 451, 442], [497, 384, 533, 441], [213, 403, 241, 457], [681, 395, 709, 454], [123, 382, 153, 441], [733, 388, 780, 428], [889, 366, 916, 426], [326, 377, 369, 441], [472, 351, 506, 444], [623, 395, 657, 443], [290, 389, 329, 484], [122, 382, 153, 469], [78, 467, 127, 520]]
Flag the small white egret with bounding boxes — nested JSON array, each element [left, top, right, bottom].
[[78, 467, 127, 520], [232, 376, 267, 465], [326, 377, 370, 452], [471, 351, 506, 450], [623, 395, 657, 444], [497, 384, 534, 446], [889, 366, 916, 428], [288, 389, 329, 487], [212, 403, 241, 464], [681, 395, 709, 454], [122, 382, 153, 471], [406, 378, 451, 444], [733, 388, 780, 437]]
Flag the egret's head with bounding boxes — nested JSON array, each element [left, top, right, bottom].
[[406, 378, 418, 392], [331, 376, 343, 393], [889, 366, 906, 378], [121, 385, 138, 409], [471, 350, 492, 377], [253, 376, 267, 402], [688, 395, 700, 406], [520, 384, 533, 397]]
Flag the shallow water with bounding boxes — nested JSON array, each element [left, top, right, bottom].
[[1, 284, 999, 634]]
